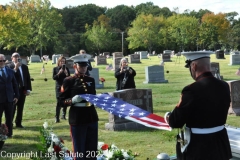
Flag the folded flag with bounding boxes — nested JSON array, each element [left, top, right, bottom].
[[79, 93, 171, 131]]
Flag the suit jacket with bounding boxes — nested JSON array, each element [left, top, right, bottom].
[[0, 67, 19, 103], [15, 64, 32, 91]]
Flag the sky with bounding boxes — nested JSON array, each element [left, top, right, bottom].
[[1, 0, 240, 19]]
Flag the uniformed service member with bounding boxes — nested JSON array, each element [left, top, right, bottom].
[[59, 54, 98, 160], [164, 51, 232, 160]]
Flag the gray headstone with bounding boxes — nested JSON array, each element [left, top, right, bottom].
[[89, 68, 103, 89], [215, 50, 225, 59], [5, 55, 11, 61], [210, 62, 223, 80], [227, 80, 240, 115], [139, 51, 148, 59], [229, 55, 240, 65], [113, 57, 122, 71], [66, 59, 74, 74], [30, 55, 41, 63], [52, 54, 62, 64], [21, 59, 28, 65], [143, 65, 168, 83], [95, 56, 107, 65], [162, 50, 172, 62], [103, 52, 110, 57], [105, 89, 153, 131], [129, 54, 141, 63], [112, 52, 123, 60]]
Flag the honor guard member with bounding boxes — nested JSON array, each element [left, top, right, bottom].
[[164, 51, 232, 160], [59, 54, 98, 160]]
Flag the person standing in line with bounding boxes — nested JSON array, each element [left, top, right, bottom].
[[0, 54, 19, 137], [52, 56, 70, 123], [164, 51, 232, 160], [10, 52, 32, 128], [59, 54, 98, 160], [115, 58, 136, 90], [79, 49, 92, 76]]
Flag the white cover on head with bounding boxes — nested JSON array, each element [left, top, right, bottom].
[[181, 51, 214, 61], [69, 54, 91, 63]]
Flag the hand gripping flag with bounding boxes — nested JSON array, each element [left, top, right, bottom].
[[79, 93, 171, 131]]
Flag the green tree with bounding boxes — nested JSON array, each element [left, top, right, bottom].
[[10, 0, 65, 55], [0, 5, 29, 50], [126, 14, 166, 53]]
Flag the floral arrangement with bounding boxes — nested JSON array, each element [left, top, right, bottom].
[[99, 77, 105, 83], [33, 122, 72, 160], [0, 124, 8, 141], [97, 142, 137, 160]]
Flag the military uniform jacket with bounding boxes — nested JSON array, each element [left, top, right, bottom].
[[169, 72, 232, 160], [115, 67, 136, 90], [59, 75, 98, 125]]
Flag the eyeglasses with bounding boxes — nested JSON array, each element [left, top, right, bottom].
[[0, 60, 6, 62]]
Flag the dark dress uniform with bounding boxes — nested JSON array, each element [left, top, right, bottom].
[[59, 74, 98, 160], [52, 66, 70, 121], [168, 72, 232, 160], [115, 67, 136, 90]]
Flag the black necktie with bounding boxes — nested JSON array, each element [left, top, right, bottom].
[[1, 68, 6, 80]]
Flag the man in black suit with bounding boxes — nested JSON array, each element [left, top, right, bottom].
[[11, 52, 32, 128], [0, 54, 19, 137]]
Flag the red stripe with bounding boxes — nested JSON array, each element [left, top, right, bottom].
[[130, 116, 170, 128]]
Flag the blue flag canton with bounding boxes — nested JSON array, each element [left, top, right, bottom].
[[80, 94, 150, 118]]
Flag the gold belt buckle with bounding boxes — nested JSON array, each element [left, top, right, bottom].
[[86, 102, 91, 107]]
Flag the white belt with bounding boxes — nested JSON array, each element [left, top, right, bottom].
[[191, 125, 224, 134], [73, 102, 92, 107]]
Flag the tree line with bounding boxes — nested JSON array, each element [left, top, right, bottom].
[[0, 0, 239, 57]]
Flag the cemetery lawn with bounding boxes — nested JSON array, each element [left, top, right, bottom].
[[2, 54, 240, 160]]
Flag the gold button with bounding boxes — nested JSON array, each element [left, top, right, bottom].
[[85, 89, 87, 91], [80, 79, 83, 81]]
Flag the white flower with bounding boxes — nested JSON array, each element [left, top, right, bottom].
[[48, 141, 54, 153], [51, 133, 60, 145], [43, 122, 48, 129], [98, 142, 104, 150], [123, 151, 130, 159]]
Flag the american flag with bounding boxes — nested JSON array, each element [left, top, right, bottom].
[[79, 93, 171, 131], [40, 64, 45, 74]]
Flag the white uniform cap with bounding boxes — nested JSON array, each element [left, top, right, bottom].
[[70, 54, 91, 63], [182, 51, 214, 68]]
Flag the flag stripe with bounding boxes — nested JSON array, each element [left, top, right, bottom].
[[79, 94, 171, 131]]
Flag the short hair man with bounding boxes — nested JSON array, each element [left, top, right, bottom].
[[165, 51, 232, 160]]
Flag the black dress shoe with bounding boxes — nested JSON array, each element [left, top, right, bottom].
[[16, 124, 24, 128], [55, 118, 60, 123]]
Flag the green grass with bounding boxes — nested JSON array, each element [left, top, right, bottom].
[[2, 54, 240, 160]]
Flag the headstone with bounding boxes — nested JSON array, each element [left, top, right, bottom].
[[30, 55, 41, 63], [139, 51, 148, 59], [52, 54, 62, 64], [162, 50, 172, 62], [105, 89, 153, 131], [89, 68, 103, 89], [229, 55, 240, 65], [5, 55, 11, 61], [231, 51, 240, 55], [227, 80, 240, 115], [210, 62, 223, 80], [113, 57, 123, 71], [103, 52, 110, 57], [143, 65, 168, 83], [66, 59, 74, 74], [129, 54, 141, 63], [216, 50, 225, 59], [226, 126, 240, 159], [95, 56, 107, 65], [21, 59, 28, 65], [112, 52, 123, 59]]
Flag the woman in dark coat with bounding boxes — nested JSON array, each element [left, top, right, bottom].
[[115, 58, 136, 90], [52, 56, 70, 122]]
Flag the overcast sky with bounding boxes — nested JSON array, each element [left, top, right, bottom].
[[1, 0, 240, 18]]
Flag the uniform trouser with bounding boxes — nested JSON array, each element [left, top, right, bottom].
[[55, 98, 67, 119], [70, 122, 98, 160], [13, 88, 26, 125], [0, 102, 13, 136]]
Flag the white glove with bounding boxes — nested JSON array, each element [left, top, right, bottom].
[[71, 95, 83, 104]]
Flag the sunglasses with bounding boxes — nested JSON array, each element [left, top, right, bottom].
[[0, 60, 6, 62]]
